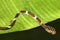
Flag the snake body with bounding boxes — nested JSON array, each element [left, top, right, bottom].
[[0, 10, 56, 35]]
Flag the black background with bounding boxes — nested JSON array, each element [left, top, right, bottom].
[[0, 18, 60, 40]]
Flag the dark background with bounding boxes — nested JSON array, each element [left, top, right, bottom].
[[0, 18, 60, 40]]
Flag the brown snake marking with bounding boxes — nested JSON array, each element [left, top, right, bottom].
[[0, 10, 56, 35]]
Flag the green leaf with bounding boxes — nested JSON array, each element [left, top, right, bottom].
[[0, 0, 60, 34]]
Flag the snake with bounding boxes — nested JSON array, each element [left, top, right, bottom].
[[0, 10, 56, 35]]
